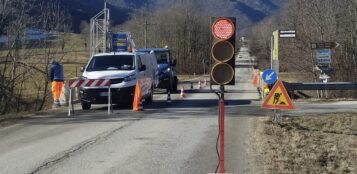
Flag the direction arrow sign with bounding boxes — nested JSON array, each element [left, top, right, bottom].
[[262, 80, 295, 110], [311, 42, 340, 49], [262, 69, 277, 84]]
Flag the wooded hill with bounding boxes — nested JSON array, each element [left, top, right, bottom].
[[249, 0, 357, 98]]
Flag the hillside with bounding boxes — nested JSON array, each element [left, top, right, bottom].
[[63, 0, 282, 33]]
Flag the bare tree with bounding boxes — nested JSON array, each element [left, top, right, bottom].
[[249, 0, 357, 97], [0, 0, 71, 115]]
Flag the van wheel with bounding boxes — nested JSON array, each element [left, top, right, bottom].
[[81, 102, 91, 110]]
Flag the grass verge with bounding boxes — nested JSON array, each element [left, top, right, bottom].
[[254, 113, 357, 173]]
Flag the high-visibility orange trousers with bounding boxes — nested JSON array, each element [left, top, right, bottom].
[[51, 81, 64, 100]]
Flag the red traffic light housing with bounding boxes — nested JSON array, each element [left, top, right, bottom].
[[210, 17, 236, 85]]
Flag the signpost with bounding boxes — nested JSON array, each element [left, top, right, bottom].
[[262, 80, 295, 110], [262, 69, 277, 85], [271, 30, 279, 76], [311, 42, 340, 49], [271, 29, 296, 78], [262, 80, 295, 123], [310, 41, 339, 98]]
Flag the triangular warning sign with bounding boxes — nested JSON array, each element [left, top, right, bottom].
[[262, 80, 295, 110]]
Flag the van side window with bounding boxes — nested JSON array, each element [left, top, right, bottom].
[[137, 55, 142, 69]]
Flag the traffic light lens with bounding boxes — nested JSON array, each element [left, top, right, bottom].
[[211, 63, 234, 85], [212, 19, 235, 40], [212, 41, 234, 62]]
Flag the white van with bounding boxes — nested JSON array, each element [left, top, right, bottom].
[[80, 51, 158, 110]]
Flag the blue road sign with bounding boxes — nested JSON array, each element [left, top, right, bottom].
[[112, 33, 128, 52], [262, 69, 277, 84], [316, 49, 331, 64]]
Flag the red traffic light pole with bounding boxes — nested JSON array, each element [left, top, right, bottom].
[[211, 17, 236, 174], [218, 85, 225, 174], [212, 85, 226, 173]]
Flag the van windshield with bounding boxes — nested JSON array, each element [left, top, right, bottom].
[[86, 55, 135, 71], [154, 51, 169, 64]]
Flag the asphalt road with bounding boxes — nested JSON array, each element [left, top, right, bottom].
[[1, 47, 357, 174]]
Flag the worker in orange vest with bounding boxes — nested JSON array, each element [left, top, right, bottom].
[[49, 59, 64, 107]]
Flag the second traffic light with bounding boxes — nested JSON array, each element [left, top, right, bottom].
[[210, 17, 236, 86]]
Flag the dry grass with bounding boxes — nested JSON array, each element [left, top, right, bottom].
[[254, 113, 357, 173], [177, 74, 196, 81], [279, 72, 309, 83], [0, 34, 88, 115]]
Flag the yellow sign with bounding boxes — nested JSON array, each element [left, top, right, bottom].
[[262, 80, 295, 110], [273, 30, 279, 60]]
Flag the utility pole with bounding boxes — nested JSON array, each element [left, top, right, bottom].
[[145, 20, 148, 48], [103, 1, 108, 52], [144, 20, 156, 48]]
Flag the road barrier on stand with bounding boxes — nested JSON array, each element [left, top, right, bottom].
[[67, 79, 112, 116]]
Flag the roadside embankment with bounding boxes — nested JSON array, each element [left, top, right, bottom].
[[254, 113, 356, 173]]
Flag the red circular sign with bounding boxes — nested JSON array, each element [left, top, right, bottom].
[[212, 18, 235, 40]]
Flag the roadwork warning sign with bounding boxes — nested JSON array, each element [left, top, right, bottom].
[[262, 80, 295, 110]]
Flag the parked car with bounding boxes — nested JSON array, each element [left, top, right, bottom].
[[79, 51, 158, 110], [137, 48, 178, 91]]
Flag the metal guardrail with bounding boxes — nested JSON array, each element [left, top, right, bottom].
[[283, 82, 357, 91]]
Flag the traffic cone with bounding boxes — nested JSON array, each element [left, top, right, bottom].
[[133, 81, 143, 112], [167, 91, 172, 104], [198, 80, 202, 89], [252, 75, 258, 87], [180, 86, 185, 99], [252, 70, 259, 87]]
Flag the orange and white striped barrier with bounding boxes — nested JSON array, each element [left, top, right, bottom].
[[67, 79, 111, 116]]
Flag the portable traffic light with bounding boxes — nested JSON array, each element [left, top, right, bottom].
[[210, 17, 236, 85]]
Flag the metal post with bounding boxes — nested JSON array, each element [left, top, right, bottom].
[[71, 88, 74, 114], [108, 86, 111, 115], [273, 109, 282, 123], [103, 2, 107, 52], [271, 35, 273, 69], [68, 89, 72, 117], [324, 76, 328, 98], [145, 20, 147, 48]]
